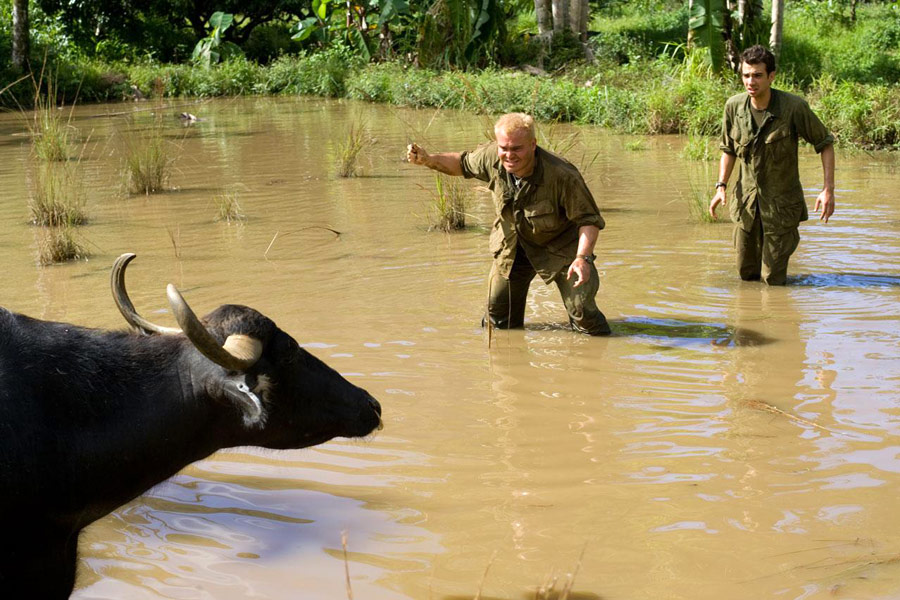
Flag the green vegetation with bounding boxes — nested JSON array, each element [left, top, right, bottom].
[[36, 223, 88, 265], [28, 72, 74, 162], [428, 174, 470, 232], [121, 116, 177, 195], [214, 189, 246, 222], [681, 132, 717, 161], [683, 180, 717, 224], [335, 115, 375, 178], [1, 1, 898, 150], [28, 162, 87, 226]]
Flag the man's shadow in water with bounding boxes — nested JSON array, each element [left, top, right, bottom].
[[791, 273, 900, 288], [526, 318, 773, 347], [610, 317, 774, 347]]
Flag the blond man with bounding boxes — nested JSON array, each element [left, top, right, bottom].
[[408, 113, 610, 335]]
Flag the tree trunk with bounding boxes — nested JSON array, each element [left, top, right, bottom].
[[568, 0, 582, 36], [551, 0, 568, 34], [12, 0, 29, 73], [535, 0, 552, 37], [770, 0, 784, 59]]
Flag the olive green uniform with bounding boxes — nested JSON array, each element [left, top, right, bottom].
[[720, 88, 834, 285], [459, 143, 610, 335]]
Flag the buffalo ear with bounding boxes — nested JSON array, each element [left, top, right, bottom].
[[221, 375, 264, 426]]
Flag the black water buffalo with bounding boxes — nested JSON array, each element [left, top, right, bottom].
[[0, 254, 382, 598]]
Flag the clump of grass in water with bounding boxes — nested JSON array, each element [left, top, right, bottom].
[[122, 116, 177, 194], [681, 131, 717, 161], [537, 122, 600, 175], [214, 189, 246, 222], [36, 223, 89, 265], [335, 117, 375, 178], [29, 72, 75, 162], [28, 162, 87, 227], [624, 139, 648, 152], [428, 174, 469, 232], [682, 178, 716, 224]]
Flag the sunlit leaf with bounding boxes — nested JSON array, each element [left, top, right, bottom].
[[290, 17, 320, 41]]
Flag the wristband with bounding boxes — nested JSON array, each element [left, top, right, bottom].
[[715, 181, 727, 189]]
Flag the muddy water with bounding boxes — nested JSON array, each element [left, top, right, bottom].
[[1, 97, 900, 600]]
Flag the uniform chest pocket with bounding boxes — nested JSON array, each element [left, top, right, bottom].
[[730, 125, 751, 159], [765, 125, 793, 161], [523, 201, 562, 234]]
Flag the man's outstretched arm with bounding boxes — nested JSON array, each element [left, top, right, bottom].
[[407, 143, 463, 176]]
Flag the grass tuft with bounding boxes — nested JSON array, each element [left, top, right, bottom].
[[28, 162, 87, 227], [36, 224, 88, 265], [682, 177, 717, 224], [29, 73, 75, 162], [214, 189, 246, 222], [680, 132, 717, 161], [335, 116, 375, 178], [122, 115, 177, 194], [427, 174, 469, 232]]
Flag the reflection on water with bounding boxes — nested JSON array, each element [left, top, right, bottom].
[[1, 98, 900, 600]]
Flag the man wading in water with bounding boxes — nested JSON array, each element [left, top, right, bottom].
[[710, 44, 836, 285], [407, 112, 611, 336]]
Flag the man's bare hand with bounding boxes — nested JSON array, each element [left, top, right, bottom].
[[814, 188, 835, 223], [407, 143, 428, 166], [566, 258, 591, 288], [709, 187, 727, 220]]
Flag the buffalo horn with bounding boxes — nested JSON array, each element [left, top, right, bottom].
[[111, 253, 182, 336], [166, 284, 262, 372]]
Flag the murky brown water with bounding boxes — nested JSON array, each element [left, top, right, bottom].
[[2, 96, 900, 600]]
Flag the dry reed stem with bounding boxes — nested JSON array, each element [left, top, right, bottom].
[[473, 549, 498, 600], [264, 227, 342, 257], [559, 542, 587, 600], [341, 530, 353, 600], [744, 399, 847, 436]]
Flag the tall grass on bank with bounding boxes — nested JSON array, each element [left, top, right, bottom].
[[427, 174, 470, 232], [122, 115, 177, 194], [16, 21, 900, 152], [335, 116, 375, 178], [28, 162, 87, 226]]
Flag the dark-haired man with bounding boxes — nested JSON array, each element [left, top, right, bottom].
[[710, 44, 835, 285], [406, 112, 610, 335]]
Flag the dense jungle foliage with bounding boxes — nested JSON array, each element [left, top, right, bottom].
[[2, 0, 899, 148]]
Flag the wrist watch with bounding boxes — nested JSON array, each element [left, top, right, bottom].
[[715, 181, 727, 189], [577, 254, 595, 264]]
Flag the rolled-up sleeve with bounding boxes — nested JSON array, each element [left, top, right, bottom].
[[719, 104, 737, 156], [563, 173, 605, 230], [460, 142, 496, 182], [795, 100, 834, 153]]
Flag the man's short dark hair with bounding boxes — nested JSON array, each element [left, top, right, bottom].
[[740, 45, 776, 74]]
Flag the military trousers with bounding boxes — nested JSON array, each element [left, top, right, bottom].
[[485, 248, 611, 335], [734, 209, 800, 286]]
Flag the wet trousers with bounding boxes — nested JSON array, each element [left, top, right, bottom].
[[734, 209, 800, 286], [485, 249, 611, 335]]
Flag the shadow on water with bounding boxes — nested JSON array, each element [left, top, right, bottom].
[[612, 317, 774, 347], [792, 273, 900, 288]]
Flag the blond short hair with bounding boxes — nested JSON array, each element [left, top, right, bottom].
[[494, 113, 535, 140]]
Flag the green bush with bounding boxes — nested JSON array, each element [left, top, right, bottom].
[[244, 24, 301, 65]]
